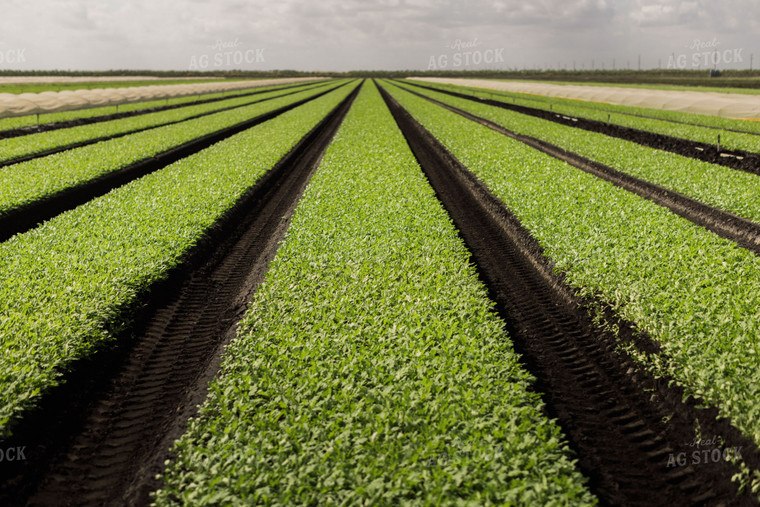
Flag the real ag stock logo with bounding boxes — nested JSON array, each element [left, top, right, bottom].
[[188, 38, 265, 70], [666, 435, 742, 468], [427, 38, 504, 70], [667, 38, 744, 69]]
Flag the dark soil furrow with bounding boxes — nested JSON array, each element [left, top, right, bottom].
[[0, 82, 347, 244], [0, 82, 334, 170], [0, 82, 359, 507], [379, 82, 758, 506], [395, 83, 760, 256], [399, 79, 760, 176], [417, 82, 760, 138]]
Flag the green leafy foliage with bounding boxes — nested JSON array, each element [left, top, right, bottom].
[[0, 84, 274, 132], [406, 79, 760, 151], [0, 83, 356, 437], [383, 81, 760, 452], [0, 81, 332, 162], [0, 80, 317, 132], [0, 78, 240, 95], [0, 82, 345, 217], [154, 81, 595, 506], [396, 80, 760, 225]]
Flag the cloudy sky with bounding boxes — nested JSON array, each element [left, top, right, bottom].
[[0, 0, 757, 72]]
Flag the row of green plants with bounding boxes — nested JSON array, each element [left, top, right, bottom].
[[0, 82, 345, 218], [0, 78, 239, 95], [382, 81, 760, 476], [0, 81, 276, 132], [0, 80, 330, 162], [395, 81, 760, 226], [0, 95, 206, 133], [405, 79, 760, 151], [0, 80, 323, 132], [154, 81, 595, 505], [0, 82, 357, 438]]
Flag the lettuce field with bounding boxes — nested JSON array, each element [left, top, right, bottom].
[[1, 78, 759, 505]]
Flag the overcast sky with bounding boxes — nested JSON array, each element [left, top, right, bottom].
[[0, 0, 757, 72]]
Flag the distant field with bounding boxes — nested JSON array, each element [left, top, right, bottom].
[[0, 78, 244, 94], [417, 77, 760, 119]]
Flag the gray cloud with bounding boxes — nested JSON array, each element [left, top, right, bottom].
[[0, 0, 756, 71]]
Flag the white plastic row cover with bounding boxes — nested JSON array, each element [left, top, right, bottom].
[[410, 77, 760, 120]]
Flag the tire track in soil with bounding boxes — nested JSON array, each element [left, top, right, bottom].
[[399, 79, 760, 177], [394, 82, 760, 257], [0, 79, 325, 141], [379, 82, 759, 506], [3, 82, 360, 507], [0, 81, 348, 244]]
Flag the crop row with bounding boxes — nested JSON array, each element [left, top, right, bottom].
[[0, 80, 331, 163], [418, 78, 760, 134], [395, 81, 760, 226], [0, 81, 300, 133], [0, 78, 237, 95], [382, 81, 760, 461], [406, 79, 760, 152], [154, 80, 594, 505], [0, 81, 346, 218], [0, 82, 357, 437]]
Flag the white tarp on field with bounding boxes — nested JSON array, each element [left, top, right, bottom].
[[0, 76, 198, 84], [409, 77, 760, 119], [0, 77, 323, 119]]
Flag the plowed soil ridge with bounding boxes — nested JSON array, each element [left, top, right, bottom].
[[400, 79, 760, 176], [397, 83, 760, 257], [0, 82, 359, 507], [379, 82, 758, 507]]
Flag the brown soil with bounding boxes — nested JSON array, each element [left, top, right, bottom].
[[0, 80, 323, 141], [403, 80, 760, 177], [379, 81, 759, 506], [0, 82, 359, 507], [0, 83, 345, 243], [398, 84, 760, 256], [0, 81, 332, 169]]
